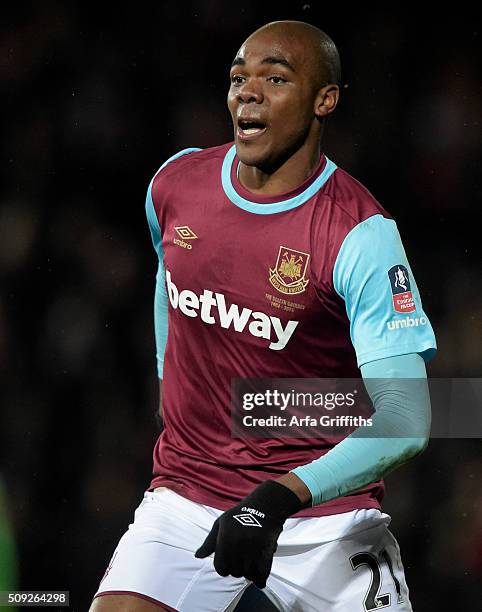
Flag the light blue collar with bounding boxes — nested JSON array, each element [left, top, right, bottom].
[[221, 144, 337, 215]]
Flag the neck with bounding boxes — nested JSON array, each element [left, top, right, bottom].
[[238, 137, 322, 196]]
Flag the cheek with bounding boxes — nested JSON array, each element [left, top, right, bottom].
[[271, 98, 309, 133], [227, 89, 237, 114]]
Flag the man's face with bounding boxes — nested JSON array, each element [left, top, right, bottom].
[[227, 31, 318, 169]]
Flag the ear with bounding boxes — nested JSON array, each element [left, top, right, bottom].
[[314, 84, 339, 119]]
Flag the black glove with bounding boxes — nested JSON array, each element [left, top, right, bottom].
[[195, 480, 303, 588]]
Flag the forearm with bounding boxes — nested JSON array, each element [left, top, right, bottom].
[[155, 379, 163, 428], [154, 264, 168, 378], [284, 353, 431, 506], [154, 265, 167, 428]]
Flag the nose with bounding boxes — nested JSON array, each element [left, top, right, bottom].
[[237, 80, 264, 104]]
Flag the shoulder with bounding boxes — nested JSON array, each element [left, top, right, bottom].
[[323, 162, 393, 227], [312, 159, 397, 268], [151, 142, 231, 188]]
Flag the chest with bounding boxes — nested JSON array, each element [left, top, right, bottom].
[[160, 195, 339, 325]]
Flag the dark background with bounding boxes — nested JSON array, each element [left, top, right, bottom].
[[0, 2, 481, 611]]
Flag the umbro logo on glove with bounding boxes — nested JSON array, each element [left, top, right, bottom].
[[195, 480, 303, 588], [233, 514, 262, 527]]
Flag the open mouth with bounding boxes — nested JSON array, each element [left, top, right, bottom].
[[237, 120, 267, 141]]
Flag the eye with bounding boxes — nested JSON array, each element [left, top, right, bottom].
[[231, 75, 245, 85], [269, 75, 287, 84]]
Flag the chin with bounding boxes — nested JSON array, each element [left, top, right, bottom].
[[235, 142, 272, 169]]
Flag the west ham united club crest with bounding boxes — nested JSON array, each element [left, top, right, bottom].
[[388, 264, 416, 313], [269, 246, 310, 295]]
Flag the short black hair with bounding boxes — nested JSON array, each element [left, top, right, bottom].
[[317, 28, 342, 87]]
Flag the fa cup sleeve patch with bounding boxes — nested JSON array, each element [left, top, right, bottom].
[[388, 265, 416, 313]]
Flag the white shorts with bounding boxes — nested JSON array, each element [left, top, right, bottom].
[[95, 487, 413, 612]]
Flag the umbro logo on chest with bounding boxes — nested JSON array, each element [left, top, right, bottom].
[[173, 226, 197, 250]]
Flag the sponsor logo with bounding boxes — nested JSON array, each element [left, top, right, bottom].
[[387, 315, 427, 331], [166, 270, 299, 350], [269, 246, 310, 295], [174, 226, 197, 249], [388, 264, 416, 313], [233, 513, 263, 527]]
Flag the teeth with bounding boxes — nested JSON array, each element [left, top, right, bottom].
[[242, 127, 262, 134]]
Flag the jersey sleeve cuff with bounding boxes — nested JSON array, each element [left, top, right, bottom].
[[356, 342, 437, 368], [291, 463, 339, 507]]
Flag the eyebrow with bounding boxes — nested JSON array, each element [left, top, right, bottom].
[[230, 55, 296, 72]]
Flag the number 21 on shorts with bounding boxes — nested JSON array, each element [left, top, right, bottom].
[[351, 550, 404, 610]]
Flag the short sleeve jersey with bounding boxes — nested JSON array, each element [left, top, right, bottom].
[[146, 143, 436, 517]]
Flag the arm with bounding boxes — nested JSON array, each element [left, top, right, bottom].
[[146, 175, 169, 430], [196, 352, 431, 586], [285, 352, 431, 505], [283, 215, 433, 504], [154, 262, 168, 428], [146, 149, 202, 427]]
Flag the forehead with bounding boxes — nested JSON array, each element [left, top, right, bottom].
[[234, 31, 310, 68]]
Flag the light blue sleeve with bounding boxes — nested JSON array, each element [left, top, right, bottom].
[[291, 353, 431, 506], [145, 179, 168, 378], [333, 214, 436, 367], [145, 147, 202, 378]]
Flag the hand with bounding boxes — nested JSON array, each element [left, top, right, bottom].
[[195, 480, 303, 588]]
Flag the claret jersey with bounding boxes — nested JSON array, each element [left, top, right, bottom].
[[145, 143, 436, 517]]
